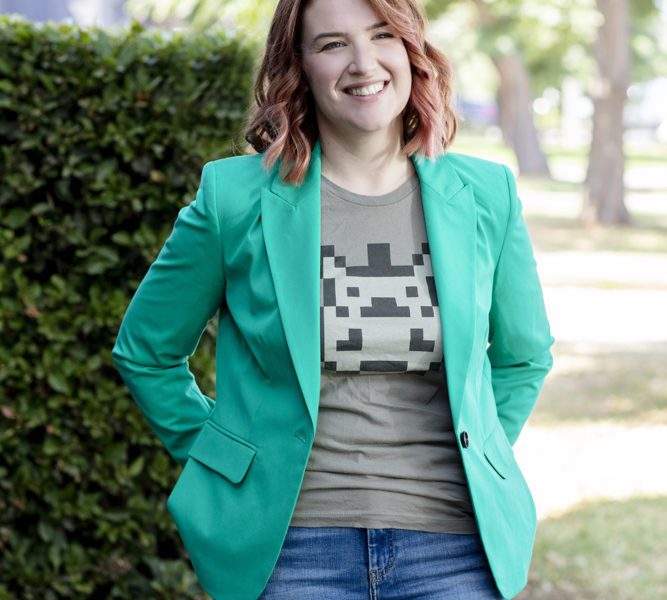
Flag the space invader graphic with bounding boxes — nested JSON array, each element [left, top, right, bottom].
[[321, 242, 444, 373]]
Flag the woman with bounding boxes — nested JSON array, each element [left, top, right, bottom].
[[112, 0, 553, 598]]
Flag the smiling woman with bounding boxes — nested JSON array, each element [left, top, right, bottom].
[[299, 1, 413, 182], [113, 0, 554, 598]]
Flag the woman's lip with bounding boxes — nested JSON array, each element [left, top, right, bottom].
[[342, 80, 389, 96]]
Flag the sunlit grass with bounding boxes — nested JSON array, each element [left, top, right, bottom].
[[525, 214, 667, 254], [517, 496, 667, 600]]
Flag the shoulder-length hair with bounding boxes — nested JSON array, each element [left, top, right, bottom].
[[245, 0, 457, 185]]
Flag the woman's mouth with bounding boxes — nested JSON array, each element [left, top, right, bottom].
[[344, 81, 387, 96]]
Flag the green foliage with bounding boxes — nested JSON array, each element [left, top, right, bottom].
[[126, 0, 276, 41], [630, 0, 667, 82], [425, 0, 666, 95], [0, 16, 255, 598], [425, 0, 598, 93]]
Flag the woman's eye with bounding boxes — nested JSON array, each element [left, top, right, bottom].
[[321, 41, 344, 51], [375, 32, 394, 40]]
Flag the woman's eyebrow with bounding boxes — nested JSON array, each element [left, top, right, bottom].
[[311, 21, 389, 43]]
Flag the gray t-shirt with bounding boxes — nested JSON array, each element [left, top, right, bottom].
[[290, 175, 476, 534]]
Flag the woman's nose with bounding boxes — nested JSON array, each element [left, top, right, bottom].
[[348, 41, 377, 75]]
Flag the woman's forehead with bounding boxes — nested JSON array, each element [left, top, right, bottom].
[[301, 0, 384, 35]]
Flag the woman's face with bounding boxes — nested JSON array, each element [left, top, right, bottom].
[[300, 0, 412, 146]]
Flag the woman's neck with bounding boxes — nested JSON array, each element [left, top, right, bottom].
[[319, 131, 415, 196]]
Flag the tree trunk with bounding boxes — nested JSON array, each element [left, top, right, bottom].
[[494, 55, 551, 177], [583, 0, 631, 224]]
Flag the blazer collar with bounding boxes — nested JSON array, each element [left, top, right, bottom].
[[261, 146, 477, 429]]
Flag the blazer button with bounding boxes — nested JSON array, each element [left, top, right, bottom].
[[460, 431, 469, 448]]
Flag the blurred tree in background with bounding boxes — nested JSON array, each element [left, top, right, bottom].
[[425, 0, 571, 177], [425, 0, 666, 224], [585, 0, 632, 224], [583, 0, 662, 224]]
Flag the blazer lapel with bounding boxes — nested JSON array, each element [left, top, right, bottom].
[[415, 155, 477, 423], [261, 145, 322, 429]]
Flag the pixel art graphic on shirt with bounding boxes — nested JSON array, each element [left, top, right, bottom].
[[321, 242, 444, 374]]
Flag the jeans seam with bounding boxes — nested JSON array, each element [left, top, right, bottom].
[[376, 529, 395, 582]]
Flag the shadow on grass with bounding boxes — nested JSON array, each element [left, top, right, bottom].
[[526, 214, 667, 254], [532, 342, 667, 426], [517, 496, 667, 600]]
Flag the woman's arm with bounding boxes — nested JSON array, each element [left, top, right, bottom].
[[487, 166, 554, 445], [112, 163, 225, 466]]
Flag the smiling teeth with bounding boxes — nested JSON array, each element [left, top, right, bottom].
[[347, 82, 385, 96]]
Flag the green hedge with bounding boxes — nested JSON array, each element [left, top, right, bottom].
[[0, 17, 255, 598]]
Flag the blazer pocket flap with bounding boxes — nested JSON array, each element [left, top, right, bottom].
[[483, 425, 514, 480], [188, 421, 257, 484]]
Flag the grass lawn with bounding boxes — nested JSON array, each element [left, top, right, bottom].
[[517, 496, 667, 600], [533, 342, 667, 426], [450, 130, 667, 178]]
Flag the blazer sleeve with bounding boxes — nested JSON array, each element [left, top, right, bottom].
[[112, 162, 224, 466], [486, 166, 554, 445]]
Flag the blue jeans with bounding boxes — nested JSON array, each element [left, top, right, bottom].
[[257, 527, 505, 599]]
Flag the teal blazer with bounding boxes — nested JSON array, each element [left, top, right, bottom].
[[113, 143, 553, 600]]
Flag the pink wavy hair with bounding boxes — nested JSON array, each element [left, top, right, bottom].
[[245, 0, 457, 185]]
